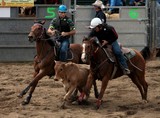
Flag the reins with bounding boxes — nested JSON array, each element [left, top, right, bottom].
[[90, 44, 111, 72], [82, 40, 110, 72], [36, 41, 53, 64], [89, 42, 116, 79], [33, 24, 54, 63]]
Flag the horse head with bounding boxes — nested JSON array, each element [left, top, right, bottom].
[[28, 20, 46, 42], [81, 37, 99, 63]]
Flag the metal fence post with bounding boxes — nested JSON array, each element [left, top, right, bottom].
[[149, 0, 157, 57], [150, 0, 158, 58]]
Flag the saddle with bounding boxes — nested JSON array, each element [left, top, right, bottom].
[[102, 44, 135, 78], [47, 32, 74, 61], [103, 44, 136, 63], [53, 41, 74, 61]]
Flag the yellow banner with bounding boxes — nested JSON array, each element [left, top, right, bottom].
[[0, 0, 34, 7]]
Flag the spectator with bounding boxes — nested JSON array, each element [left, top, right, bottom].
[[106, 0, 123, 14], [92, 0, 106, 24], [129, 0, 145, 6], [34, 0, 59, 4], [46, 0, 59, 4], [121, 0, 127, 5], [47, 5, 76, 62], [34, 0, 46, 4]]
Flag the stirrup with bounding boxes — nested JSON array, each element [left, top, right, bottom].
[[123, 68, 130, 75]]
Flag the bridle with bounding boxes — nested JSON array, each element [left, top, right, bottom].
[[28, 23, 45, 42], [82, 39, 110, 73], [82, 38, 100, 62], [29, 23, 54, 63]]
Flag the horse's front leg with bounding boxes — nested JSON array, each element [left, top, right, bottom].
[[96, 75, 109, 109], [93, 79, 99, 98], [17, 84, 31, 98], [22, 71, 46, 105], [17, 70, 39, 98], [78, 73, 93, 102]]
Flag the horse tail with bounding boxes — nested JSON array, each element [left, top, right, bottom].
[[140, 46, 150, 60]]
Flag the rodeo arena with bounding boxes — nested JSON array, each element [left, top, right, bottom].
[[0, 0, 160, 117]]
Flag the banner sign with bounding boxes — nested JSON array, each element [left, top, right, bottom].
[[0, 8, 10, 17], [0, 0, 34, 7]]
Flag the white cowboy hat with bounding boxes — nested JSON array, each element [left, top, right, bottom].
[[92, 0, 105, 9]]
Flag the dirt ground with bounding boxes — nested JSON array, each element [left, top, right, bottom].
[[0, 59, 160, 118]]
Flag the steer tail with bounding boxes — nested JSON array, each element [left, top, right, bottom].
[[140, 46, 150, 60]]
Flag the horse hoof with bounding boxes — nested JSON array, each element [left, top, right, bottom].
[[78, 96, 83, 102], [78, 92, 85, 102], [17, 94, 23, 98], [78, 100, 82, 105], [21, 100, 29, 105], [60, 101, 66, 109], [94, 105, 100, 110], [78, 99, 82, 103], [60, 104, 66, 109], [142, 99, 148, 104]]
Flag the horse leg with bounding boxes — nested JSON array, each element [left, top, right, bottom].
[[96, 75, 109, 109], [93, 79, 99, 98], [79, 73, 93, 101], [137, 72, 148, 100], [128, 72, 148, 101], [22, 81, 38, 105], [22, 71, 46, 105], [17, 85, 31, 98], [140, 77, 148, 100], [17, 71, 39, 98]]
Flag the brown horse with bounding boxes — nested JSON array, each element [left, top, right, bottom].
[[17, 20, 86, 105], [79, 37, 148, 109]]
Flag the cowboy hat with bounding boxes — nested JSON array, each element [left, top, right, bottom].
[[92, 0, 105, 9]]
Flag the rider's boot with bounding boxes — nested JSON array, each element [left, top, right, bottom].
[[123, 68, 130, 75]]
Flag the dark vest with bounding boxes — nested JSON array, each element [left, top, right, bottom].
[[55, 17, 70, 32], [54, 16, 70, 39]]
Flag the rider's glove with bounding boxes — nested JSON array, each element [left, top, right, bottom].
[[61, 32, 68, 37]]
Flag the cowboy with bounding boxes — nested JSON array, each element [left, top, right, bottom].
[[88, 17, 130, 75], [92, 0, 106, 24], [47, 5, 76, 62]]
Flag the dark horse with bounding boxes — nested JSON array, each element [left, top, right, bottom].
[[17, 20, 86, 105], [79, 37, 148, 109]]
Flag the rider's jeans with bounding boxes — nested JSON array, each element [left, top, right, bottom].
[[111, 40, 128, 69], [59, 38, 69, 62]]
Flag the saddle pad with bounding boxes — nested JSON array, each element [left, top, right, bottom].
[[124, 49, 136, 60]]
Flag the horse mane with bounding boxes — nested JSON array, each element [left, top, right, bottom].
[[44, 28, 51, 39], [83, 37, 100, 47]]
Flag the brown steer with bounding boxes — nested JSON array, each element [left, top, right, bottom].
[[54, 61, 90, 108]]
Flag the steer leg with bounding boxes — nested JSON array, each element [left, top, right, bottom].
[[61, 85, 77, 109], [96, 75, 109, 109]]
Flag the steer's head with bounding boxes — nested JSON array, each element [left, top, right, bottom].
[[54, 61, 66, 81]]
